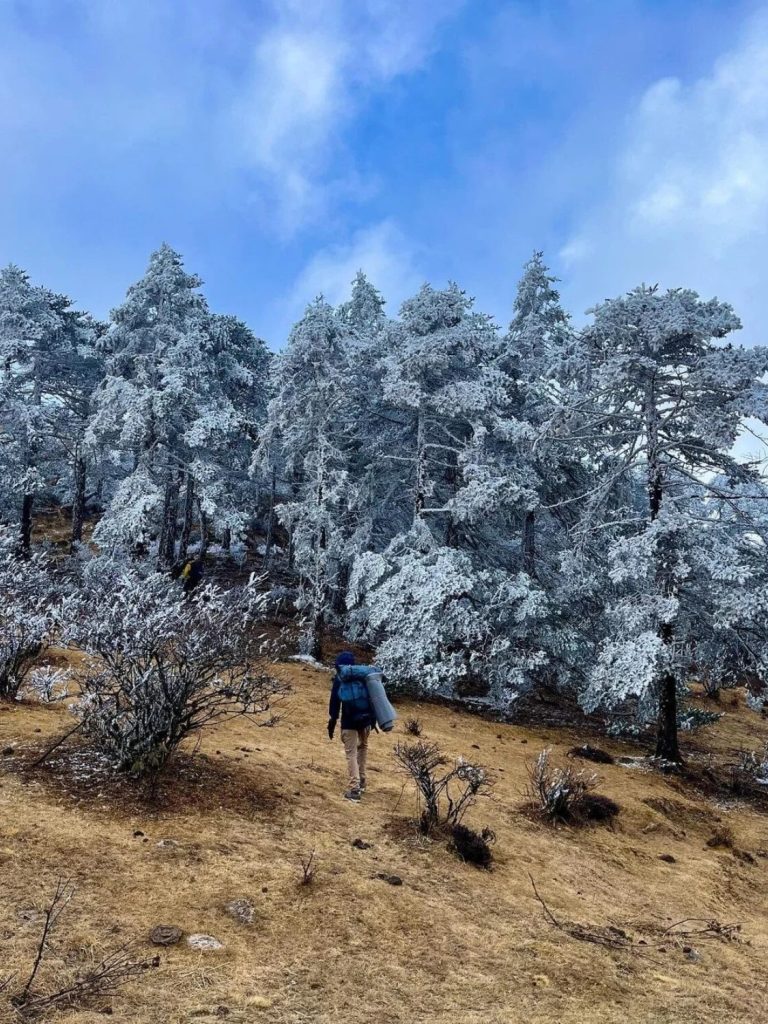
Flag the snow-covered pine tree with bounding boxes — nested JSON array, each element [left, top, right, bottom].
[[346, 282, 551, 705], [182, 313, 272, 557], [257, 298, 350, 658], [0, 265, 98, 552], [89, 244, 211, 563], [569, 285, 768, 761]]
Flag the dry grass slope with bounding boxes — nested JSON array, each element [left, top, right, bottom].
[[2, 659, 768, 1023]]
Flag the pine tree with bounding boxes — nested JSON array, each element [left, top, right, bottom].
[[0, 265, 98, 553], [89, 244, 211, 562], [569, 285, 768, 761], [257, 298, 350, 658]]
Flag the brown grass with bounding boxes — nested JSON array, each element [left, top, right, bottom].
[[2, 666, 768, 1023]]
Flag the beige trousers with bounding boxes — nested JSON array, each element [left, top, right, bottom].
[[341, 727, 370, 790]]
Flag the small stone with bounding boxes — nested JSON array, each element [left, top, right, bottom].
[[156, 839, 178, 849], [659, 853, 676, 863], [375, 873, 403, 886], [261, 887, 268, 893], [150, 925, 182, 946], [683, 946, 701, 962], [187, 934, 224, 951], [225, 899, 255, 925], [471, 744, 480, 750], [2, 747, 14, 756], [134, 830, 145, 838], [352, 838, 373, 850]]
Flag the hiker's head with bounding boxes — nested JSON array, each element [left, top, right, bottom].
[[335, 651, 356, 670]]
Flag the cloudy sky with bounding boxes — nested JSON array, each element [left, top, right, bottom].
[[2, 0, 767, 348]]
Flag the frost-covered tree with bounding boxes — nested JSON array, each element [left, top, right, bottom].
[[89, 245, 211, 562], [567, 286, 768, 760], [181, 313, 271, 556], [346, 283, 551, 705], [0, 265, 98, 552], [257, 298, 350, 658]]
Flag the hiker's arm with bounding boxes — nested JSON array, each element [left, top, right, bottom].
[[329, 676, 341, 721]]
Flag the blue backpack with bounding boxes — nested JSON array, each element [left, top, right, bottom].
[[338, 671, 373, 725]]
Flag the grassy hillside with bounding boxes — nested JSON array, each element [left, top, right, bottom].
[[2, 658, 768, 1023]]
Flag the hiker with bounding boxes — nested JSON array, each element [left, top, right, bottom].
[[180, 554, 204, 595], [328, 651, 375, 802]]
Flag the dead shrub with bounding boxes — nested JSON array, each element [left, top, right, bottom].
[[6, 878, 157, 1016], [527, 749, 619, 826], [393, 740, 493, 835], [568, 744, 615, 765], [299, 849, 317, 886], [706, 825, 735, 849], [581, 793, 620, 822], [404, 717, 423, 737], [450, 824, 496, 869]]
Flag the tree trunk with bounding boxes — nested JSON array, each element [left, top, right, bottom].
[[523, 510, 536, 577], [70, 453, 87, 553], [158, 473, 180, 567], [655, 639, 681, 761], [198, 502, 209, 557], [414, 410, 426, 521], [645, 380, 681, 763], [307, 605, 324, 661], [222, 527, 232, 553], [20, 493, 33, 555], [178, 474, 195, 561], [264, 465, 277, 565]]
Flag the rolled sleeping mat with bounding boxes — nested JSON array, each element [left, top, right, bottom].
[[364, 669, 397, 732], [339, 665, 397, 732]]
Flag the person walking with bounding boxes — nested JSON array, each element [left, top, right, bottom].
[[328, 651, 375, 801]]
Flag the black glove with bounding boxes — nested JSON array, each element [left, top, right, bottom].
[[328, 719, 336, 741]]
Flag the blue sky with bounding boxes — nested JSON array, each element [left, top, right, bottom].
[[2, 0, 767, 349]]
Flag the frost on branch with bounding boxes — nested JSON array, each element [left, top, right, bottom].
[[63, 567, 288, 777], [0, 532, 59, 700]]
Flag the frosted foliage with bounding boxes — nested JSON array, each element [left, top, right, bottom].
[[5, 245, 768, 758], [0, 532, 58, 699], [63, 567, 285, 776]]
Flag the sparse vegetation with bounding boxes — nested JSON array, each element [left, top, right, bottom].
[[62, 567, 288, 779], [299, 849, 318, 886], [393, 740, 493, 835], [404, 717, 423, 737], [6, 878, 158, 1017], [450, 824, 496, 868], [526, 748, 619, 825]]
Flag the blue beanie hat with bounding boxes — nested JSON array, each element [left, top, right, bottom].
[[335, 650, 356, 669]]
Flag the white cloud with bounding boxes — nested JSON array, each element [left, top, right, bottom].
[[228, 1, 462, 232], [559, 8, 768, 340], [289, 219, 422, 313]]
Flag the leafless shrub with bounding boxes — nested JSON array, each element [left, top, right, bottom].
[[450, 824, 496, 869], [729, 742, 768, 796], [404, 717, 423, 737], [527, 748, 619, 825], [706, 825, 735, 849], [299, 849, 317, 886], [62, 568, 289, 779], [7, 878, 157, 1016], [393, 740, 493, 835]]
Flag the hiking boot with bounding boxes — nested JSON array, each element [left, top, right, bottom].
[[344, 788, 362, 801]]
